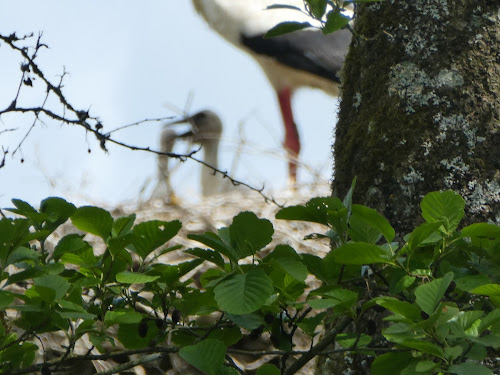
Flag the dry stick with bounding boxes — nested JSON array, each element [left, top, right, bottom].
[[284, 315, 352, 375], [8, 347, 178, 375], [95, 353, 164, 375]]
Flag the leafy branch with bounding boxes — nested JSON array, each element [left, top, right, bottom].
[[2, 189, 499, 374]]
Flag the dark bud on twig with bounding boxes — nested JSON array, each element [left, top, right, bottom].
[[95, 123, 103, 131], [23, 77, 33, 86], [264, 313, 275, 325], [249, 325, 264, 339], [366, 319, 377, 336], [171, 309, 181, 324], [138, 319, 149, 338], [446, 281, 456, 295], [77, 110, 89, 122], [20, 63, 30, 72]]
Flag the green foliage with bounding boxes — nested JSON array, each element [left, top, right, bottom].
[[264, 0, 383, 38], [0, 188, 499, 374]]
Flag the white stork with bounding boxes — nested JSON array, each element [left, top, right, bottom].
[[191, 0, 351, 183]]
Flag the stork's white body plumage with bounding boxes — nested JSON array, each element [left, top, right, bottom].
[[192, 0, 351, 182]]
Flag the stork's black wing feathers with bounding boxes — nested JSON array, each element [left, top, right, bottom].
[[241, 28, 351, 83]]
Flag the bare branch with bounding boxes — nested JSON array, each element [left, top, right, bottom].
[[0, 32, 284, 207]]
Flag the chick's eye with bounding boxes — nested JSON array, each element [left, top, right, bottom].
[[194, 112, 208, 122]]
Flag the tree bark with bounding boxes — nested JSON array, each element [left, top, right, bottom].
[[319, 1, 499, 374], [333, 0, 500, 236]]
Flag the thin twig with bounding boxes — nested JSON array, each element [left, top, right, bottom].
[[0, 33, 285, 207]]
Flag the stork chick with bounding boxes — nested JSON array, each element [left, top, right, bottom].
[[154, 110, 230, 198], [175, 111, 224, 197]]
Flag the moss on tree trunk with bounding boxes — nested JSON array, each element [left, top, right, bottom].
[[321, 1, 499, 374], [333, 0, 500, 236]]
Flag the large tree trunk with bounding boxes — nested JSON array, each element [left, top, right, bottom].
[[333, 0, 500, 236], [319, 1, 499, 374]]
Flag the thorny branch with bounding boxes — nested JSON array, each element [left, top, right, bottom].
[[0, 32, 284, 207]]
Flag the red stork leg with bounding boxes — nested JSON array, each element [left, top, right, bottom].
[[277, 87, 300, 185]]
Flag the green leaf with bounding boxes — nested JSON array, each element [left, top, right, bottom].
[[264, 245, 307, 282], [112, 214, 136, 237], [460, 223, 500, 239], [188, 232, 238, 264], [8, 199, 45, 224], [34, 274, 69, 300], [308, 287, 357, 311], [0, 291, 14, 309], [57, 299, 96, 320], [7, 268, 45, 285], [444, 345, 463, 361], [323, 11, 351, 34], [415, 361, 437, 372], [131, 220, 181, 259], [375, 297, 421, 322], [0, 218, 32, 265], [349, 204, 395, 243], [466, 343, 487, 360], [407, 222, 444, 251], [6, 246, 39, 265], [207, 325, 242, 347], [333, 242, 391, 265], [414, 272, 454, 315], [226, 313, 265, 330], [342, 177, 356, 214], [214, 269, 274, 314], [216, 366, 239, 375], [25, 284, 56, 303], [117, 320, 159, 349], [458, 310, 483, 334], [471, 284, 500, 296], [229, 212, 273, 258], [420, 191, 465, 234], [479, 309, 500, 333], [265, 4, 302, 11], [297, 312, 326, 336], [256, 363, 280, 375], [389, 270, 416, 294], [105, 310, 143, 325], [179, 339, 226, 375], [115, 271, 160, 284], [71, 206, 113, 239], [40, 197, 76, 229], [306, 0, 327, 19], [398, 339, 444, 358], [265, 22, 312, 38], [337, 333, 372, 348], [52, 234, 91, 261], [448, 362, 492, 375], [185, 247, 225, 268], [276, 197, 345, 227], [371, 352, 415, 375]]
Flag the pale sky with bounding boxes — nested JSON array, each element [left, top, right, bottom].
[[0, 1, 338, 209]]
